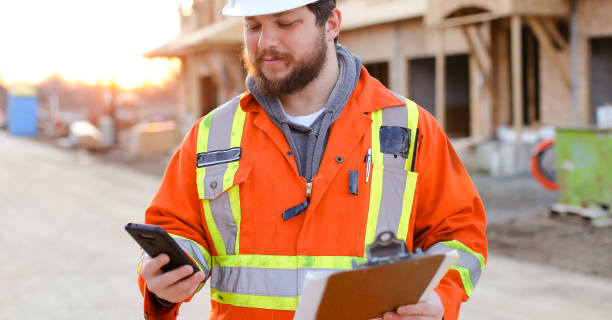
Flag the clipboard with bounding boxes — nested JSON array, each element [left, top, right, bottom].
[[294, 232, 458, 320]]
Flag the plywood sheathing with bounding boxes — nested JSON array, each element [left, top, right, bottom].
[[341, 18, 470, 95], [339, 0, 426, 31], [145, 18, 243, 57], [342, 19, 470, 63], [426, 0, 570, 27]]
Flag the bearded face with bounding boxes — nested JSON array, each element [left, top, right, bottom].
[[243, 27, 328, 98]]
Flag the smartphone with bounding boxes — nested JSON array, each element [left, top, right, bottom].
[[125, 223, 199, 274]]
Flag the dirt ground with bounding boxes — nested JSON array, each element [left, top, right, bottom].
[[3, 132, 611, 319], [486, 212, 612, 279]]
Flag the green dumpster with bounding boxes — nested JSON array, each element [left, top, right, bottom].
[[553, 127, 612, 226]]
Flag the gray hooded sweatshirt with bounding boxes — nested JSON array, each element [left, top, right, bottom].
[[247, 44, 361, 181]]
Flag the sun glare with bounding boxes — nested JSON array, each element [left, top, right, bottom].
[[0, 0, 181, 89]]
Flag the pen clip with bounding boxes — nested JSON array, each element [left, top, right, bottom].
[[365, 148, 372, 183]]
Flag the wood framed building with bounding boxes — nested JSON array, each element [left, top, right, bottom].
[[147, 0, 612, 173]]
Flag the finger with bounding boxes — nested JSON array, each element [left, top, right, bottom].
[[163, 271, 206, 303], [140, 254, 169, 279], [383, 313, 432, 320], [396, 302, 436, 316], [148, 264, 194, 291], [169, 271, 205, 294]]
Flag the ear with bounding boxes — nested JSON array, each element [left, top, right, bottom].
[[325, 8, 341, 42]]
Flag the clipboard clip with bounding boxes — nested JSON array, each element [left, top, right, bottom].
[[352, 231, 424, 269]]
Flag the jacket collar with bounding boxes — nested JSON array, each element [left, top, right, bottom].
[[240, 65, 405, 114]]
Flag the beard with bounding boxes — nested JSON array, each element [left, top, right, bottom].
[[242, 29, 328, 98]]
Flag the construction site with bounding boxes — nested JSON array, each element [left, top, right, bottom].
[[1, 0, 612, 319]]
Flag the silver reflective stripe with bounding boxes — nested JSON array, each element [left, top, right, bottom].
[[173, 237, 211, 276], [211, 266, 348, 297], [207, 96, 241, 151], [202, 95, 242, 255], [375, 105, 409, 237], [208, 191, 238, 254], [427, 242, 483, 287]]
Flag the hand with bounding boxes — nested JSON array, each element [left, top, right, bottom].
[[382, 292, 444, 320], [140, 253, 206, 303]]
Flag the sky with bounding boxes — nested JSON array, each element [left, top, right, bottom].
[[0, 0, 183, 89]]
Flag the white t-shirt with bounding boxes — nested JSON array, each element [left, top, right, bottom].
[[286, 108, 325, 127]]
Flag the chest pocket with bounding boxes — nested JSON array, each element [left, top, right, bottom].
[[198, 161, 251, 256], [366, 99, 420, 248]]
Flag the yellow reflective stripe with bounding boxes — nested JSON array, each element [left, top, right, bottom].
[[365, 109, 384, 254], [450, 265, 475, 297], [230, 98, 246, 148], [213, 254, 367, 269], [221, 98, 247, 191], [397, 171, 418, 242], [203, 200, 227, 256], [211, 289, 299, 311], [441, 240, 486, 270], [197, 110, 214, 154], [198, 98, 246, 257], [405, 99, 419, 171], [222, 100, 246, 254], [397, 99, 420, 242], [196, 111, 215, 198], [137, 248, 145, 275]]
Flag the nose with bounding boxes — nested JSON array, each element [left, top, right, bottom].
[[257, 25, 279, 50]]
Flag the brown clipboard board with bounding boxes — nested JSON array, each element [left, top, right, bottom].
[[313, 254, 447, 320]]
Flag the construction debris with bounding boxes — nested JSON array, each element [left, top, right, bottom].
[[69, 120, 102, 149]]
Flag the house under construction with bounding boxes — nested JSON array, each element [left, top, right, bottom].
[[147, 0, 612, 174]]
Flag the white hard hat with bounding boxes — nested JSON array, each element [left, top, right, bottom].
[[222, 0, 319, 17]]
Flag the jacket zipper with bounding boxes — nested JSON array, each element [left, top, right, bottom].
[[305, 180, 313, 199]]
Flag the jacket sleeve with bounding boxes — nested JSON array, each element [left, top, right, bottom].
[[137, 120, 212, 320], [411, 107, 488, 320]]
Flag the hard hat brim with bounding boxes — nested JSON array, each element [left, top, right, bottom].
[[222, 0, 319, 17]]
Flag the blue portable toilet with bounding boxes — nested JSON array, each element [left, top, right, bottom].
[[7, 86, 39, 136]]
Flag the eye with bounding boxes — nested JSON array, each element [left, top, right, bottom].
[[278, 21, 295, 28], [245, 23, 261, 31]]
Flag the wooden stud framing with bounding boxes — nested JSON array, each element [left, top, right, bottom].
[[526, 33, 538, 124], [493, 19, 512, 128], [435, 28, 446, 130], [439, 12, 500, 29], [527, 17, 571, 89], [511, 15, 523, 142], [542, 19, 569, 51], [461, 25, 497, 103]]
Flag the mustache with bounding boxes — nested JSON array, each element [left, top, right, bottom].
[[255, 49, 291, 62]]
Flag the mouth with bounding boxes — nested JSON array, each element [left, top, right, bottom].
[[260, 56, 284, 66]]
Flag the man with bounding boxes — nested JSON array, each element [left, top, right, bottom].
[[137, 1, 487, 319]]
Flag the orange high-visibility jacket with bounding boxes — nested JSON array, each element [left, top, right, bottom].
[[138, 66, 487, 320]]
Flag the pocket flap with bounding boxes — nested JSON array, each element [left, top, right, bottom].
[[201, 162, 251, 200]]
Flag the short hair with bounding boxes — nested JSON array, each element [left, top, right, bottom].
[[306, 0, 338, 43]]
